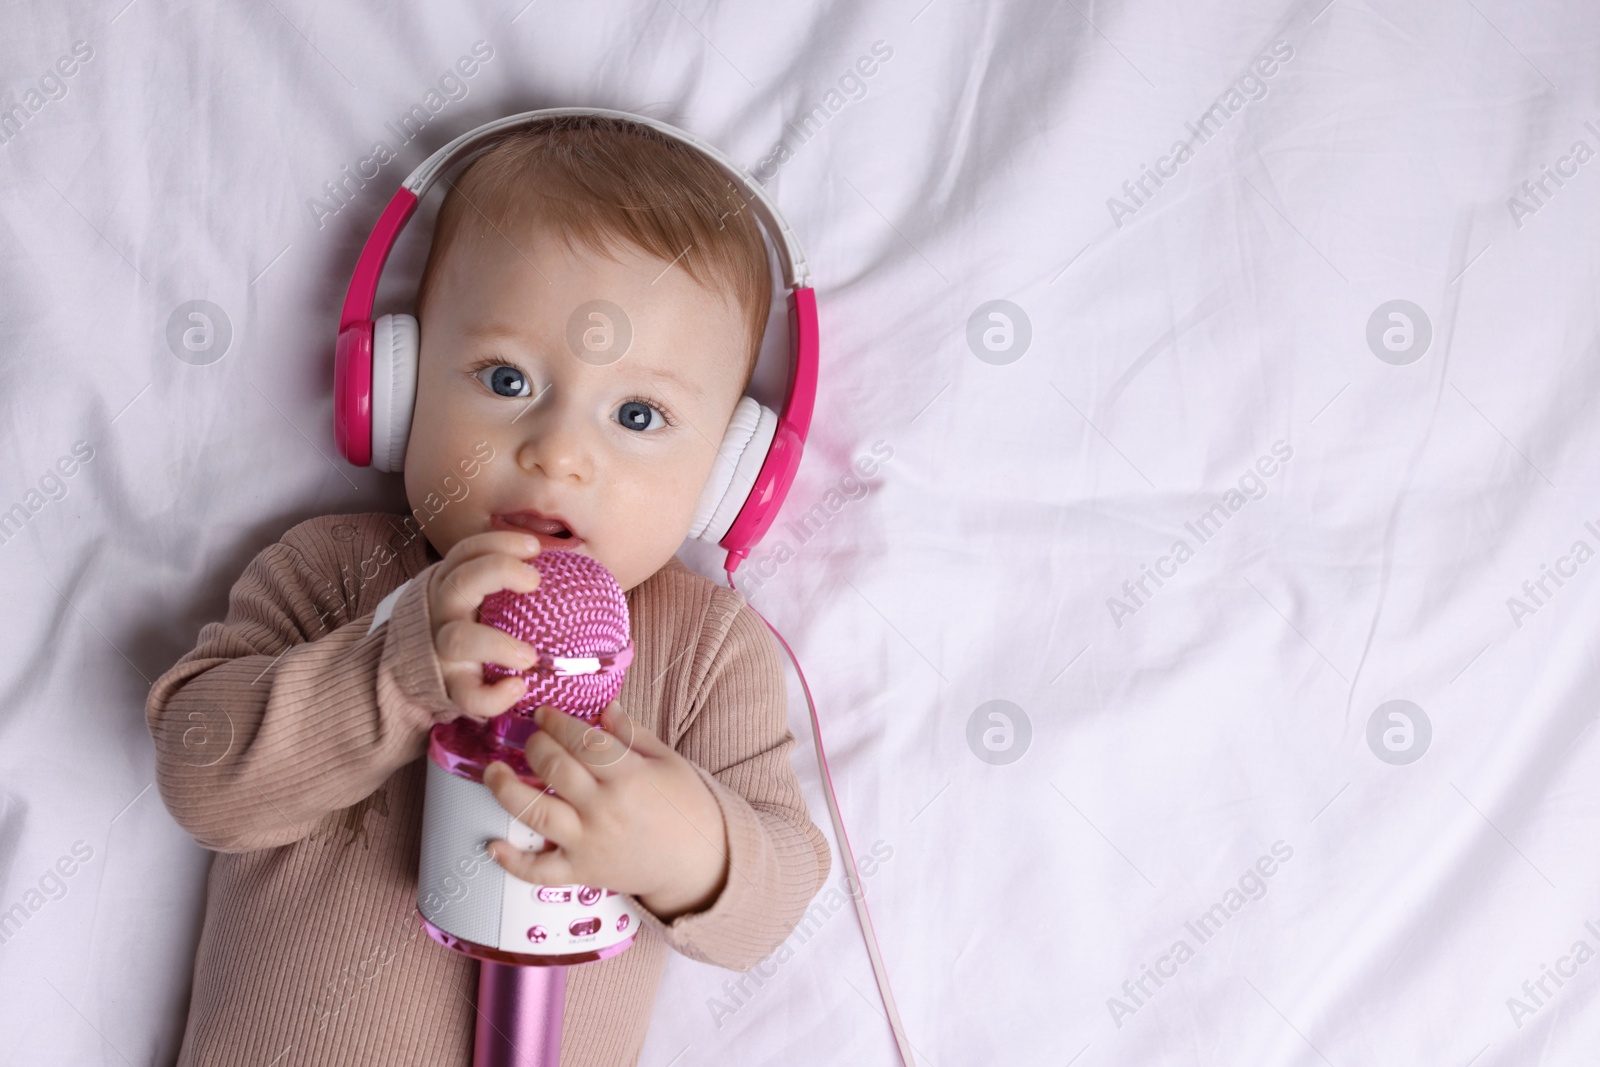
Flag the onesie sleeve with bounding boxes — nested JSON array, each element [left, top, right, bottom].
[[145, 518, 459, 853], [646, 594, 833, 971]]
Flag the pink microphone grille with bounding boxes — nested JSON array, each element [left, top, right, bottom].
[[479, 550, 632, 721]]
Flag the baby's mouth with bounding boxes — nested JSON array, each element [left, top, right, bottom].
[[493, 511, 582, 548]]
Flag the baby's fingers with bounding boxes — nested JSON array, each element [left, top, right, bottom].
[[442, 530, 544, 571], [443, 667, 527, 721], [432, 551, 543, 622], [436, 619, 539, 671], [487, 835, 573, 889]]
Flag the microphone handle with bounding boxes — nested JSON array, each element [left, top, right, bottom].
[[473, 960, 566, 1067]]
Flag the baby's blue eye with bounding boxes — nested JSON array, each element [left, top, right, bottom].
[[478, 365, 530, 398], [616, 400, 666, 432]]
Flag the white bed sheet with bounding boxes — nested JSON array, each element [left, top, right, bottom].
[[3, 0, 1599, 1064]]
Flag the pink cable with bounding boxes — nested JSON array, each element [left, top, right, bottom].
[[727, 567, 916, 1067]]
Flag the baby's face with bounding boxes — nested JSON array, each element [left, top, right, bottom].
[[404, 221, 750, 592]]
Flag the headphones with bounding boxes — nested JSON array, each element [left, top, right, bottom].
[[333, 107, 817, 576]]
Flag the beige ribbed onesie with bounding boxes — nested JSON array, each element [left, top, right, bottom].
[[145, 511, 830, 1066]]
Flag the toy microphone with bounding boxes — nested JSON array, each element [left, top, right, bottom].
[[415, 549, 640, 1067]]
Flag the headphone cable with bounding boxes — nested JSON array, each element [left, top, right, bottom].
[[729, 569, 916, 1067]]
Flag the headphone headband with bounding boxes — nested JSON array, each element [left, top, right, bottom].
[[401, 107, 811, 289]]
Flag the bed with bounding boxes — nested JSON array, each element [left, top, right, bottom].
[[2, 0, 1598, 1063]]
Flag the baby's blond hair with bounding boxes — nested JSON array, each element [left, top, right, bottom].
[[416, 114, 772, 391]]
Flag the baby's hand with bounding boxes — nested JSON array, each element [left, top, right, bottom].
[[482, 703, 731, 923], [426, 530, 545, 720]]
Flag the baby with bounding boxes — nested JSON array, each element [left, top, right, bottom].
[[146, 115, 830, 1066]]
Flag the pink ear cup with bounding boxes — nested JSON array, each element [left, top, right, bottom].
[[334, 323, 374, 466], [336, 189, 421, 467], [717, 287, 818, 572], [478, 550, 633, 720]]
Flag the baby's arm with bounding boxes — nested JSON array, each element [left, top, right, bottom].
[[651, 595, 833, 971], [145, 518, 458, 852]]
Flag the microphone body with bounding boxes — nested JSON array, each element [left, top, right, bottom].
[[417, 549, 642, 967]]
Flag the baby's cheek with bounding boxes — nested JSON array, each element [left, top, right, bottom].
[[434, 507, 484, 559]]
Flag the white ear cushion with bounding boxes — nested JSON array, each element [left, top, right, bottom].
[[370, 314, 419, 472], [690, 396, 778, 544]]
